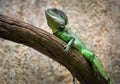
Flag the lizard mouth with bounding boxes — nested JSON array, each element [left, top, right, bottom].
[[45, 8, 65, 26], [45, 8, 61, 22], [45, 8, 56, 16]]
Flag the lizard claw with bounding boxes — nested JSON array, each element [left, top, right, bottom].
[[64, 45, 71, 55]]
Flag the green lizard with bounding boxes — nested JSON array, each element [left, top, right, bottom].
[[45, 8, 113, 84]]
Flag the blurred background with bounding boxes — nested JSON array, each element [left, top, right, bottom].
[[0, 0, 120, 84]]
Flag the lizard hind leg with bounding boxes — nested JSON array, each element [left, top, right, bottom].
[[92, 63, 101, 80]]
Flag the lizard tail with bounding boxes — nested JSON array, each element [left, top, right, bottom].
[[92, 57, 113, 84]]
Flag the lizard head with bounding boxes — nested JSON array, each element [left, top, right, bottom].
[[45, 8, 68, 33]]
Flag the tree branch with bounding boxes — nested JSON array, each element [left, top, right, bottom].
[[0, 14, 109, 84]]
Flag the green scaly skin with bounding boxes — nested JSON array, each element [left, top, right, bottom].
[[45, 8, 113, 84]]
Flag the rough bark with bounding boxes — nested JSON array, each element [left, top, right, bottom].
[[0, 14, 109, 84]]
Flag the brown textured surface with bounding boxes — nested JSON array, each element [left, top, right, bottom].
[[0, 0, 119, 84], [0, 14, 109, 84]]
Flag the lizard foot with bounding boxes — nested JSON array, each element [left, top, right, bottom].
[[64, 45, 71, 55]]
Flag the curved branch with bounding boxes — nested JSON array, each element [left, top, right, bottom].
[[0, 14, 108, 84]]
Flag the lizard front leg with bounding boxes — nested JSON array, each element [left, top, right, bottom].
[[63, 37, 76, 84], [64, 38, 75, 54]]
